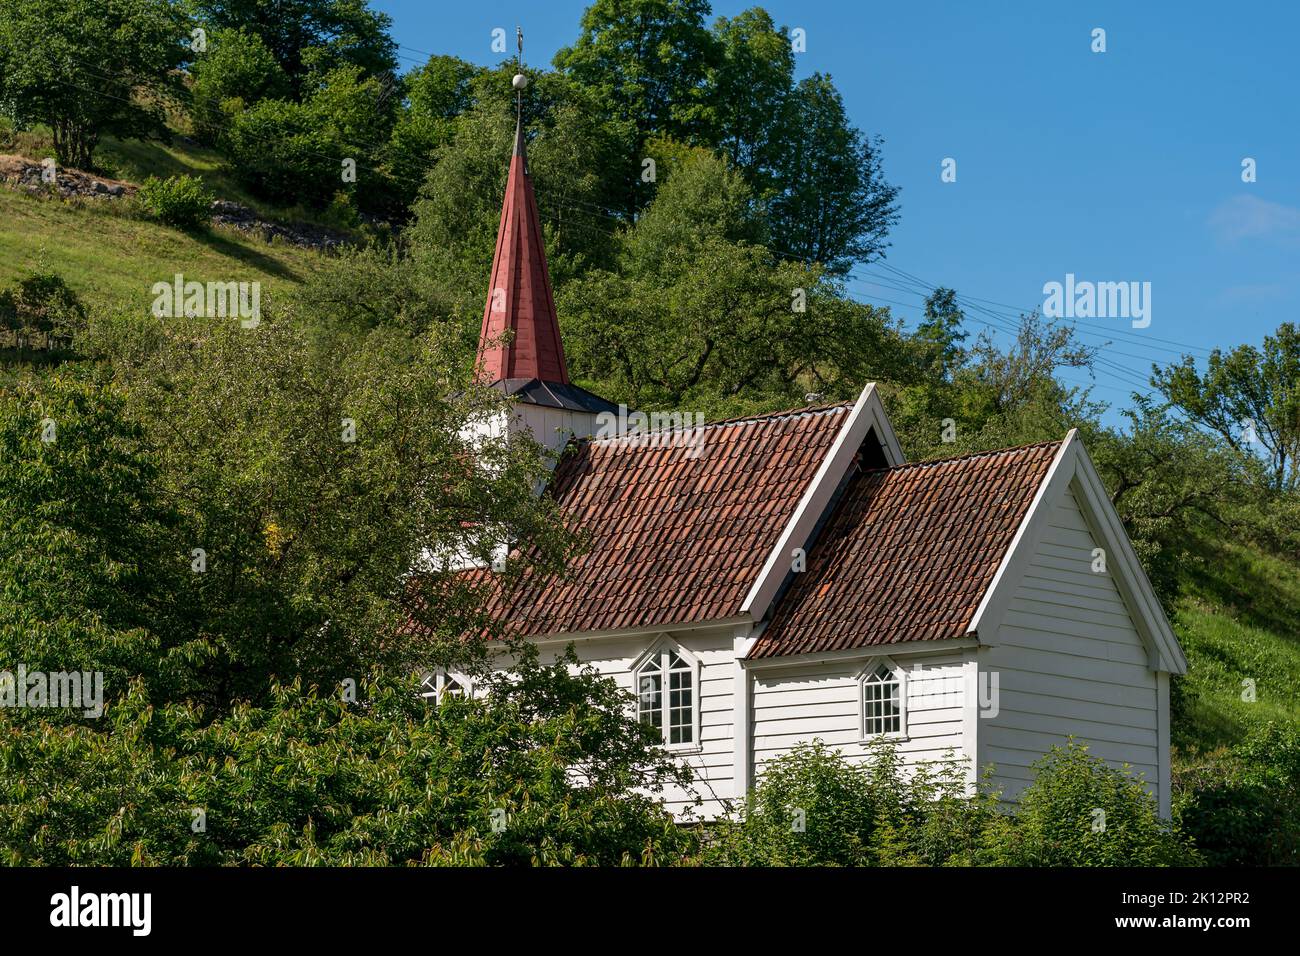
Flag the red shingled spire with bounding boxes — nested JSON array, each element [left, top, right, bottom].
[[476, 114, 570, 385]]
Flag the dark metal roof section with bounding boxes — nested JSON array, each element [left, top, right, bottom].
[[492, 378, 621, 414]]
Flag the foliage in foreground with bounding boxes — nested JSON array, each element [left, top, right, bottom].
[[0, 323, 570, 710], [0, 647, 696, 866], [1173, 723, 1300, 867], [703, 741, 1198, 867]]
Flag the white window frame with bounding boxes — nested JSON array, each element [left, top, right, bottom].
[[420, 668, 474, 705], [858, 656, 908, 741], [631, 637, 701, 752]]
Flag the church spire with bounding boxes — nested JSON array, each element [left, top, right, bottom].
[[476, 34, 570, 386]]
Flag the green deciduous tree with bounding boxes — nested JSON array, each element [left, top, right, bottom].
[[915, 288, 968, 381], [1153, 322, 1300, 492], [702, 9, 793, 186], [188, 26, 290, 144], [190, 0, 396, 97], [0, 376, 192, 705], [1086, 395, 1259, 601], [383, 56, 482, 203], [767, 74, 899, 273], [70, 313, 570, 706], [554, 0, 719, 153], [0, 0, 190, 169], [222, 64, 396, 208], [560, 144, 906, 414]]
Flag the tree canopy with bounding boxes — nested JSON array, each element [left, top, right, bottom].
[[0, 0, 189, 168]]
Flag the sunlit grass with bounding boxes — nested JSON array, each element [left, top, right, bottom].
[[0, 188, 325, 316], [1172, 540, 1300, 756]]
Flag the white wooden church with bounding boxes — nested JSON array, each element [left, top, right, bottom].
[[428, 108, 1187, 821]]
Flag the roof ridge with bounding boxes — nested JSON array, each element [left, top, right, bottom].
[[866, 437, 1064, 473], [584, 399, 854, 447]]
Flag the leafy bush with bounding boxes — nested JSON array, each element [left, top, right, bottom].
[[703, 740, 1196, 867], [137, 175, 214, 229], [1011, 741, 1198, 866], [0, 648, 695, 866], [703, 742, 1007, 866], [0, 269, 87, 345], [1174, 723, 1300, 866], [703, 742, 882, 865]]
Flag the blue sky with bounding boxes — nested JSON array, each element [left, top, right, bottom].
[[375, 0, 1299, 413]]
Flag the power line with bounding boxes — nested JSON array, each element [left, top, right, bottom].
[[873, 260, 1213, 358], [858, 261, 1183, 386], [844, 263, 1168, 401]]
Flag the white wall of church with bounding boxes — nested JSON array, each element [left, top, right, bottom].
[[524, 625, 739, 820], [514, 404, 604, 453], [976, 485, 1164, 811], [748, 649, 971, 786]]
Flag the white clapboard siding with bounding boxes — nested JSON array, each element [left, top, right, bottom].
[[751, 651, 969, 780], [534, 627, 737, 819], [978, 487, 1160, 803]]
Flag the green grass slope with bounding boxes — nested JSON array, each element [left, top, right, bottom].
[[0, 125, 339, 317], [0, 186, 325, 317], [1172, 541, 1300, 755]]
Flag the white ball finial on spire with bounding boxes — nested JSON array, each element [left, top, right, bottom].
[[512, 73, 528, 91]]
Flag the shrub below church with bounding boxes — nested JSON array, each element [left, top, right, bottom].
[[1010, 741, 1198, 866], [702, 739, 1197, 866], [702, 741, 1007, 866]]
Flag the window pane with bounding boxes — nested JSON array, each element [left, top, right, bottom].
[[864, 670, 901, 735], [669, 668, 693, 744], [638, 671, 662, 730]]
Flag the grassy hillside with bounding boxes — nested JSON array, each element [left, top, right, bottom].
[[0, 188, 324, 316], [1171, 540, 1300, 755], [0, 124, 339, 317], [95, 133, 334, 225]]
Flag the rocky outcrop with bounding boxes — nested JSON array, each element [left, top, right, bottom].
[[208, 200, 352, 251], [0, 154, 132, 199], [0, 154, 355, 251]]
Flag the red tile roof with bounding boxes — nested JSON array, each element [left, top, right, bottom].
[[747, 440, 1061, 659], [465, 402, 854, 637]]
